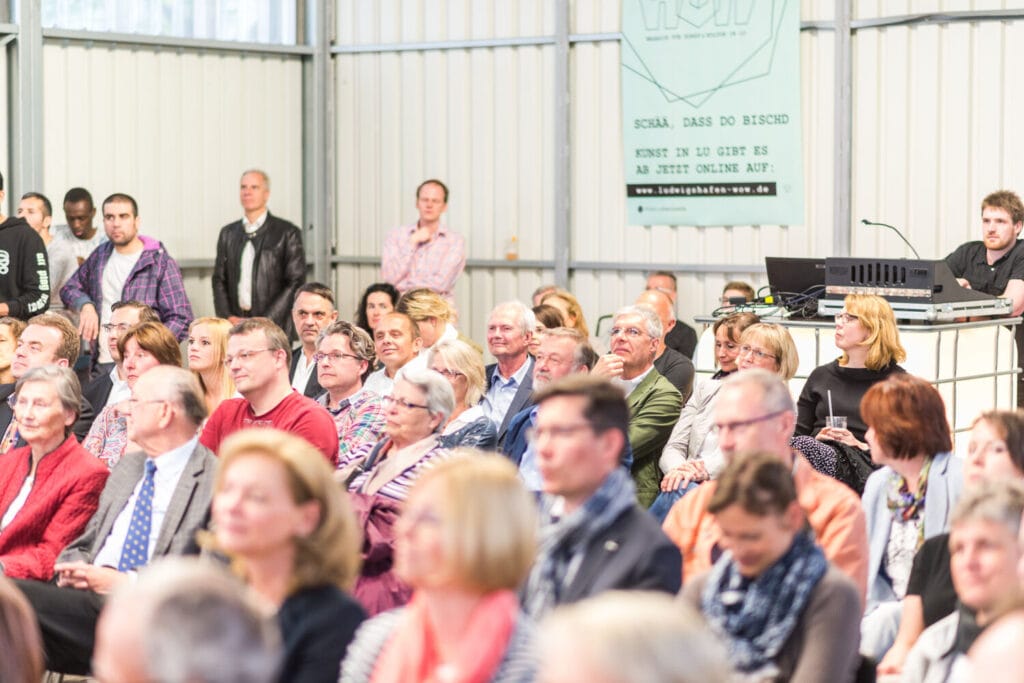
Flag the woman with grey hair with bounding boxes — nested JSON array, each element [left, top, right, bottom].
[[339, 367, 454, 502], [0, 366, 110, 579], [428, 339, 496, 450]]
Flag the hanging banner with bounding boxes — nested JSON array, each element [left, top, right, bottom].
[[622, 0, 804, 226]]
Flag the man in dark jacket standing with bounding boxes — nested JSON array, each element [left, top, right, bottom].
[[0, 171, 50, 320], [212, 169, 306, 334]]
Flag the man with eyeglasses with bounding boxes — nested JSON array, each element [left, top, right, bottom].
[[592, 305, 682, 508], [0, 312, 95, 450], [662, 369, 869, 603], [314, 320, 386, 468], [14, 365, 217, 676], [288, 283, 338, 398], [199, 318, 338, 464], [521, 374, 681, 619], [81, 301, 159, 415]]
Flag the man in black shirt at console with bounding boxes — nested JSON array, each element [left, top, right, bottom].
[[945, 189, 1024, 405]]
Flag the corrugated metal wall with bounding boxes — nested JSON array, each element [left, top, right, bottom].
[[41, 40, 304, 317]]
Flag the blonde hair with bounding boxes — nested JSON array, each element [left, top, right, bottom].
[[188, 317, 235, 410], [407, 452, 537, 593], [739, 323, 799, 381], [541, 289, 590, 338], [396, 288, 452, 323], [427, 339, 486, 406], [840, 294, 906, 370], [205, 429, 362, 593]]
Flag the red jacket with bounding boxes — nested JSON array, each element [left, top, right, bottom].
[[0, 435, 110, 579]]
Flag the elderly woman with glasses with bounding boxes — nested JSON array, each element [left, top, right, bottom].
[[795, 293, 906, 450], [0, 366, 109, 580], [427, 339, 496, 450], [339, 367, 454, 502]]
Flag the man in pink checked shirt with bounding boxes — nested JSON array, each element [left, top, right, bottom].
[[381, 179, 466, 303]]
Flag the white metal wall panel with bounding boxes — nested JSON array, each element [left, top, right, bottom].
[[42, 41, 303, 316], [336, 0, 555, 44], [0, 48, 9, 215]]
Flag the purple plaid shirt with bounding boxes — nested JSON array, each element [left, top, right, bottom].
[[316, 388, 388, 468], [60, 235, 194, 341], [381, 224, 465, 300]]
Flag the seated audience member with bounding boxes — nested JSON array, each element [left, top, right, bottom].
[[0, 576, 44, 683], [314, 321, 386, 468], [719, 280, 756, 310], [289, 283, 338, 399], [502, 327, 598, 490], [84, 322, 182, 468], [397, 287, 481, 360], [540, 288, 590, 339], [355, 282, 398, 340], [531, 283, 558, 307], [859, 374, 963, 661], [482, 301, 536, 443], [363, 312, 423, 396], [14, 366, 215, 675], [93, 557, 282, 683], [903, 481, 1024, 682], [206, 429, 367, 683], [591, 305, 682, 508], [340, 455, 537, 682], [683, 453, 862, 683], [82, 301, 159, 414], [428, 339, 496, 449], [339, 368, 453, 502], [0, 367, 109, 579], [529, 302, 565, 355], [0, 316, 25, 384], [968, 611, 1024, 682], [538, 591, 730, 683], [654, 313, 759, 519], [522, 375, 682, 620], [796, 293, 906, 451], [380, 178, 465, 303], [663, 370, 869, 602], [0, 312, 94, 448], [645, 270, 698, 358], [200, 318, 338, 464], [634, 289, 695, 399], [187, 317, 235, 415], [880, 410, 1024, 676]]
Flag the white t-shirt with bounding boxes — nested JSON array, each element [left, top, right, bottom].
[[97, 249, 142, 363]]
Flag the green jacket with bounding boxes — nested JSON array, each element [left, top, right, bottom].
[[626, 367, 683, 508]]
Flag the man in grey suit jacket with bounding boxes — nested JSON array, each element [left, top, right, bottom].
[[482, 301, 535, 445], [15, 365, 217, 675]]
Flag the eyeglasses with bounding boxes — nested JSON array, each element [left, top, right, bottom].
[[526, 423, 594, 444], [224, 349, 273, 365], [431, 367, 464, 379], [610, 326, 648, 338], [382, 395, 431, 411], [834, 312, 860, 325], [737, 345, 778, 362], [712, 410, 787, 435], [313, 351, 361, 364], [101, 323, 133, 333]]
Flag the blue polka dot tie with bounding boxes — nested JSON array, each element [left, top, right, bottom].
[[118, 459, 157, 572]]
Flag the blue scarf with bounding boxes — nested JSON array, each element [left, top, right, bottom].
[[701, 530, 827, 673]]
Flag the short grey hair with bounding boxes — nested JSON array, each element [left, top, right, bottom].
[[720, 369, 795, 415], [16, 366, 82, 419], [491, 301, 537, 336], [241, 168, 270, 190], [539, 327, 597, 371], [951, 479, 1024, 537], [614, 305, 663, 340], [106, 558, 282, 683], [397, 367, 455, 428], [144, 366, 209, 428], [317, 320, 376, 364]]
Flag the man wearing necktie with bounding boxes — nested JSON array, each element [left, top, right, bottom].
[[13, 365, 217, 676]]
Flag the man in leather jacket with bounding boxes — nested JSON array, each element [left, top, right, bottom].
[[212, 169, 306, 335]]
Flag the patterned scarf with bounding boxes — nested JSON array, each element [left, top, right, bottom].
[[886, 457, 932, 542], [701, 531, 828, 674], [523, 467, 636, 620]]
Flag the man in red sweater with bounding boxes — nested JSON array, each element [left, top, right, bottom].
[[199, 318, 338, 464]]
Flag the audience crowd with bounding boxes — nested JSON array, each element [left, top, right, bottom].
[[3, 175, 1024, 683]]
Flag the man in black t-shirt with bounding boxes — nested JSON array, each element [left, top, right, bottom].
[[945, 189, 1024, 405]]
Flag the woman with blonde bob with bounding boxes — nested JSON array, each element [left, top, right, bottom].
[[796, 293, 906, 449], [429, 339, 496, 449], [207, 428, 367, 683], [186, 316, 235, 414], [341, 453, 538, 683]]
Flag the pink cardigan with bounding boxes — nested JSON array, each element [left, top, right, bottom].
[[0, 435, 110, 579]]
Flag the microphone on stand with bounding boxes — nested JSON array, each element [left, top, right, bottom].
[[861, 219, 921, 259]]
